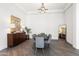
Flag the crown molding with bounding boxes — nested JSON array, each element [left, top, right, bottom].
[[63, 3, 73, 13], [27, 9, 64, 15], [15, 4, 28, 15], [15, 3, 73, 15]]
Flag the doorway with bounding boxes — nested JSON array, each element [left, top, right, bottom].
[[58, 24, 67, 40]]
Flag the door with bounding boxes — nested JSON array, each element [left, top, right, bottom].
[[58, 24, 67, 40]]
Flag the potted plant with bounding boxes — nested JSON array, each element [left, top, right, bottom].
[[24, 26, 31, 40]]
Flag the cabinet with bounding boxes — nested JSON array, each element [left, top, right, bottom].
[[7, 32, 28, 48]]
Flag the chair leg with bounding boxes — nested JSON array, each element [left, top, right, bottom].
[[35, 48, 37, 55], [42, 48, 44, 56]]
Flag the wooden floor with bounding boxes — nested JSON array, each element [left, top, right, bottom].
[[0, 39, 79, 56]]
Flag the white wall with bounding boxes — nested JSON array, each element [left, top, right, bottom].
[[72, 4, 76, 48], [64, 4, 78, 49], [75, 4, 79, 49], [64, 4, 74, 45], [25, 12, 64, 39], [0, 4, 26, 50], [0, 9, 9, 50]]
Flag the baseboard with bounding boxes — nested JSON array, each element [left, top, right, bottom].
[[73, 45, 79, 49], [0, 47, 7, 51], [66, 41, 79, 49], [51, 39, 58, 40]]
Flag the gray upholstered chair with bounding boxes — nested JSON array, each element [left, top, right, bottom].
[[34, 37, 44, 55], [44, 34, 52, 47], [32, 34, 37, 43], [35, 37, 44, 48], [32, 33, 52, 48]]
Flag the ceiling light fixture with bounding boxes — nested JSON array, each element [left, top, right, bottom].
[[38, 3, 48, 13]]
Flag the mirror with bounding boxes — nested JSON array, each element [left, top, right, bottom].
[[10, 15, 21, 33]]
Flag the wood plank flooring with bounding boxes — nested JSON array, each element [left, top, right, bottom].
[[0, 39, 79, 56]]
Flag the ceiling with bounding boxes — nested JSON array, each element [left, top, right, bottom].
[[15, 3, 71, 12]]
